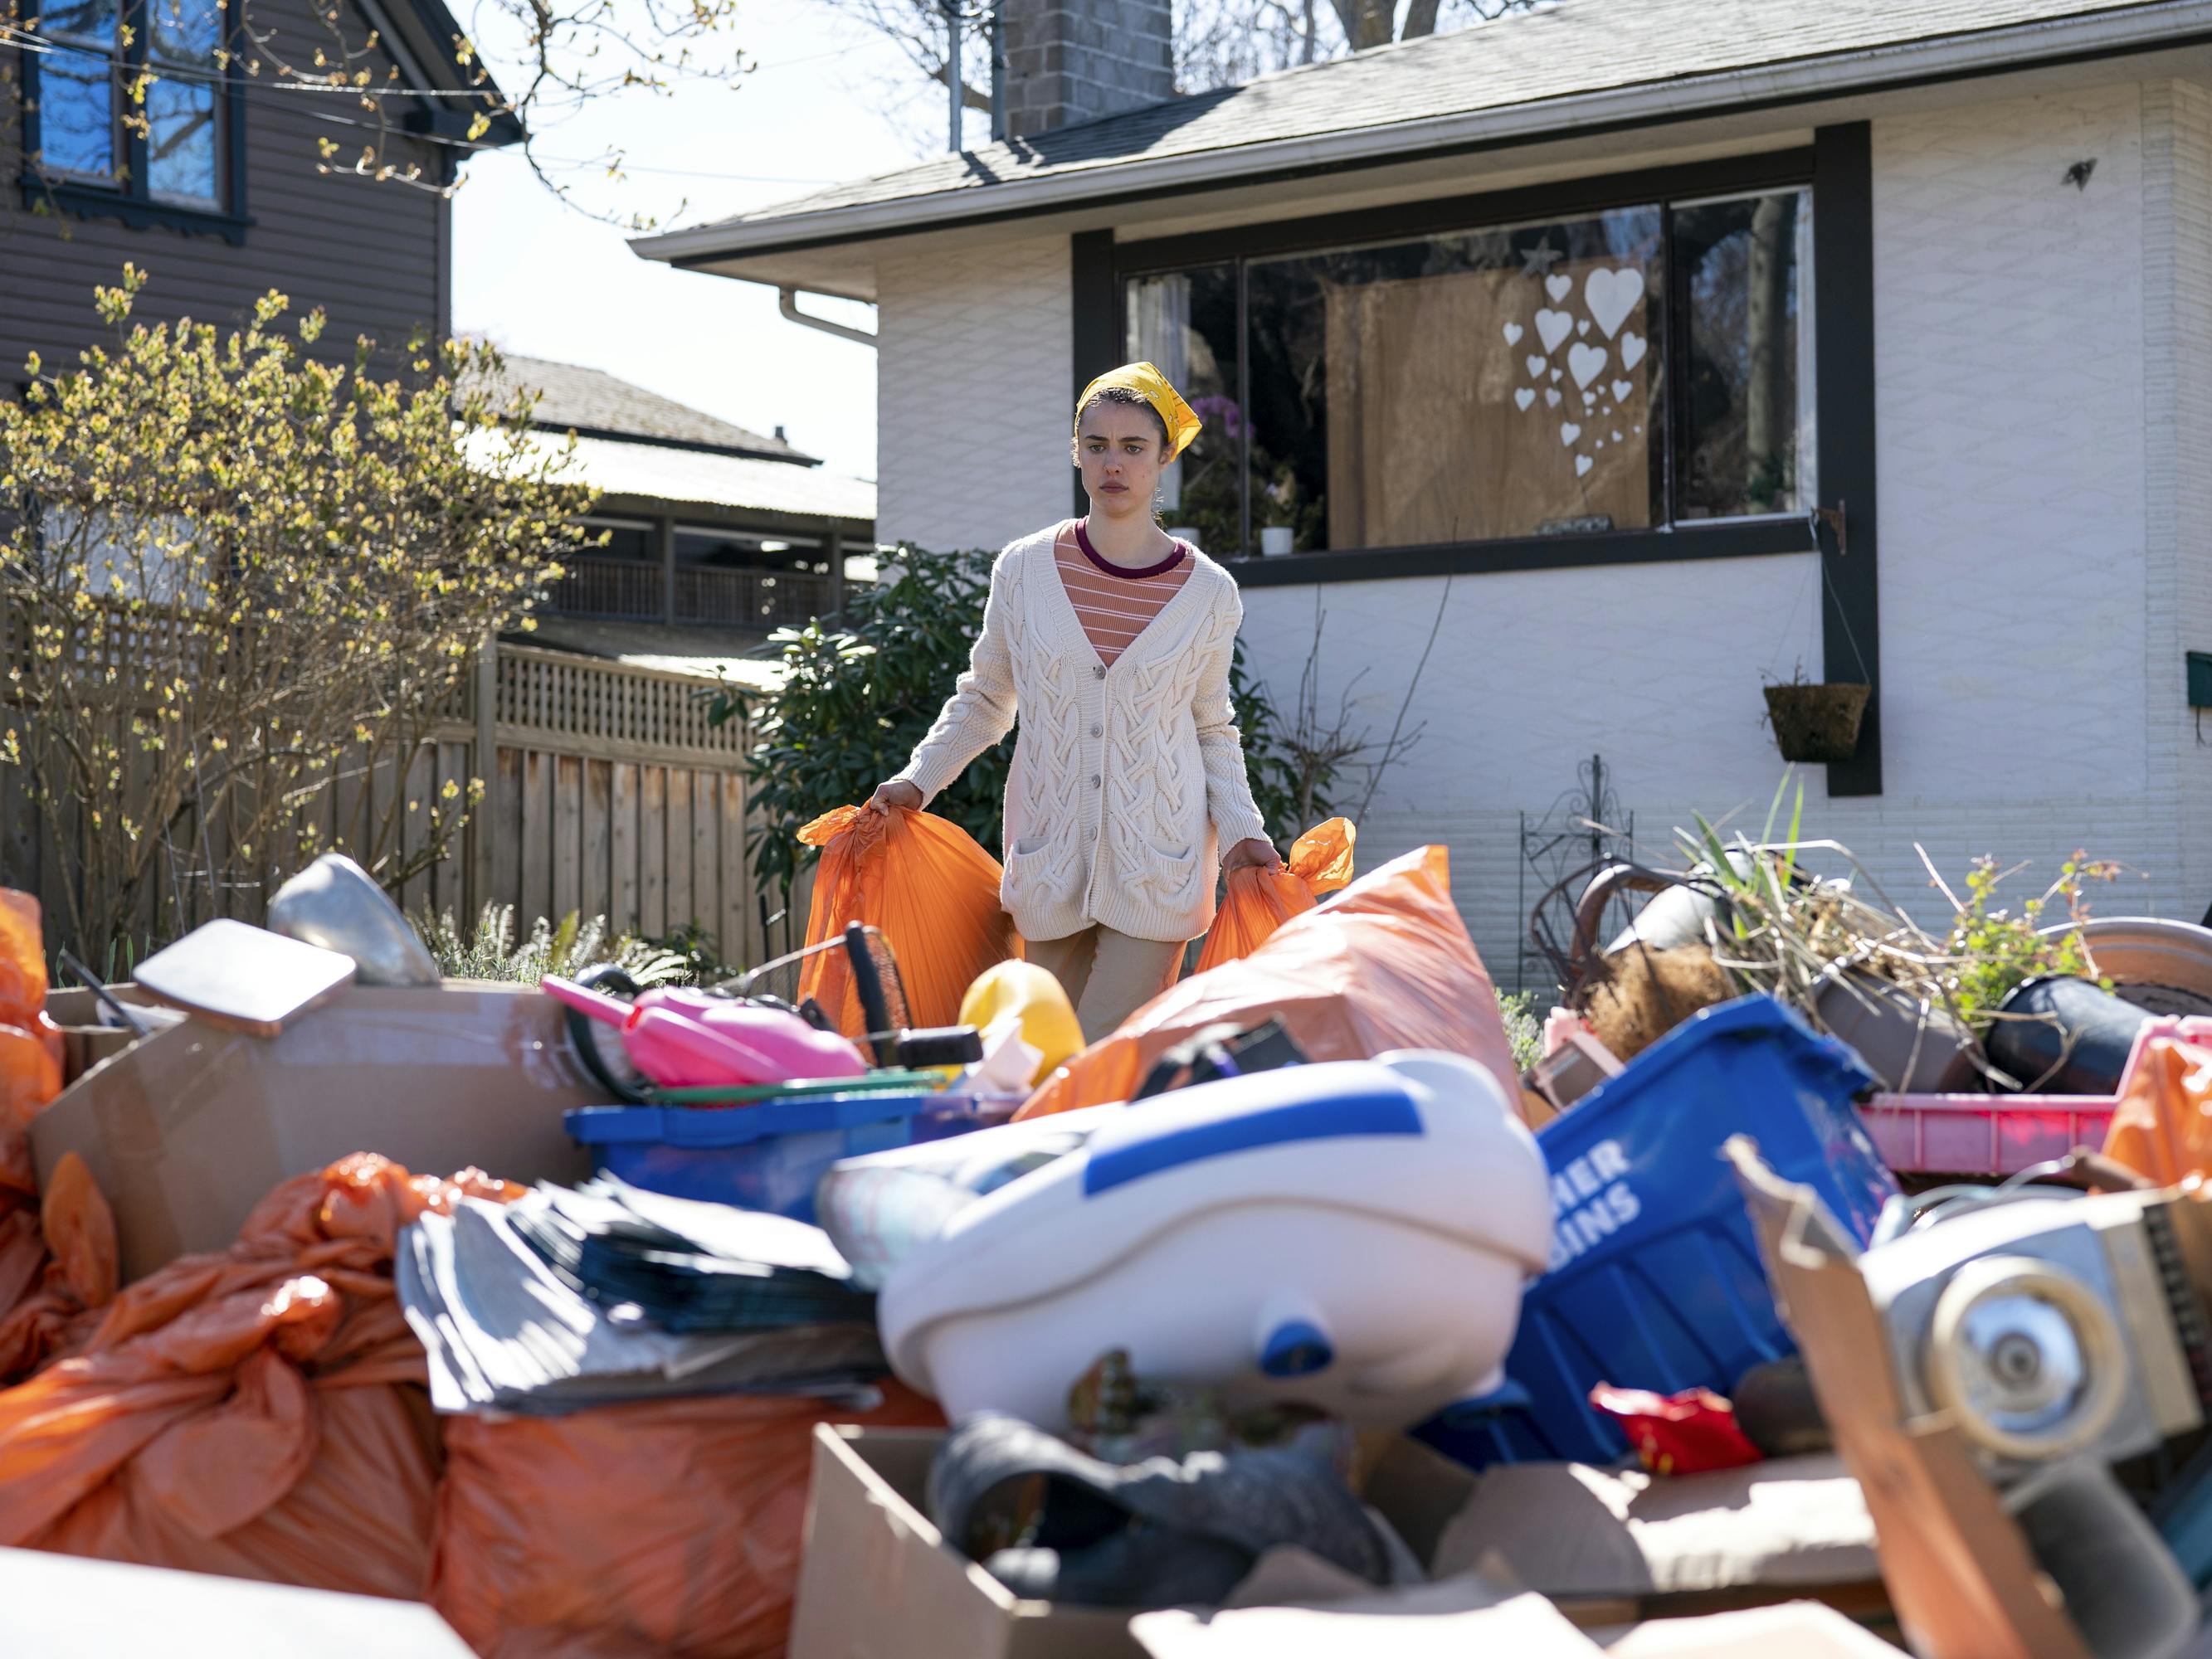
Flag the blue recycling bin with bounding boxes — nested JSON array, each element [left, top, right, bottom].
[[1420, 993, 1895, 1468]]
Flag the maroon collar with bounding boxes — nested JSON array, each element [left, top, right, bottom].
[[1074, 518, 1187, 579]]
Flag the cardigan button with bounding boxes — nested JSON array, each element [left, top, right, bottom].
[[1089, 723, 1102, 737], [1092, 664, 1106, 680], [1089, 774, 1101, 788]]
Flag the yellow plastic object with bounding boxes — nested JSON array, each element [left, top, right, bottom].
[[958, 961, 1083, 1087]]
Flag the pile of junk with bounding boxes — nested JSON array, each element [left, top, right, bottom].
[[7, 799, 2212, 1658]]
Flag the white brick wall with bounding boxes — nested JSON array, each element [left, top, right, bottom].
[[1237, 81, 2200, 980], [875, 235, 1074, 551], [868, 81, 2210, 981], [2146, 80, 2212, 925]]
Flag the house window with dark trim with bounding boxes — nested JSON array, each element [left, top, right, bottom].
[[25, 0, 240, 228], [1125, 184, 1812, 559]]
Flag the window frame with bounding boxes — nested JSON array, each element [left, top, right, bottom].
[[1073, 124, 1881, 796], [1099, 146, 1824, 581], [19, 0, 253, 243]]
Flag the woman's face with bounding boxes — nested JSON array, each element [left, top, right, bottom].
[[1074, 401, 1171, 522]]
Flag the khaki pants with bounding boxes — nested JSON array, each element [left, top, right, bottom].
[[1026, 925, 1185, 1044]]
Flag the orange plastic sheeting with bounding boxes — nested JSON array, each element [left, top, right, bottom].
[[2102, 1029, 2212, 1185], [0, 890, 65, 1080], [1192, 818, 1357, 974], [431, 1383, 943, 1659], [797, 805, 1021, 1034], [1018, 845, 1519, 1120], [0, 1153, 517, 1599]]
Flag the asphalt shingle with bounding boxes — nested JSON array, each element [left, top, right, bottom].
[[682, 0, 2175, 233], [482, 354, 816, 463]]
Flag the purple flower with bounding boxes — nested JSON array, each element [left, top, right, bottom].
[[1188, 394, 1245, 441]]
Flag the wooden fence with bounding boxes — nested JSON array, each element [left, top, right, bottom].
[[2, 640, 801, 971]]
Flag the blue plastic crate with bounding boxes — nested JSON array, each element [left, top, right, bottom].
[[565, 1092, 1011, 1223], [1420, 993, 1896, 1469]]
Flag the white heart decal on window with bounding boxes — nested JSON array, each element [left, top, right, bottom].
[[1576, 453, 1595, 477], [1514, 387, 1535, 411], [1612, 431, 1624, 442], [1576, 319, 1591, 338], [1584, 268, 1641, 338], [1535, 309, 1573, 353], [1620, 332, 1648, 371], [1610, 378, 1634, 402], [1546, 273, 1573, 303], [1567, 340, 1607, 388], [1581, 391, 1596, 406], [1525, 353, 1547, 379], [1545, 388, 1562, 407], [1550, 368, 1562, 384], [1559, 421, 1581, 447], [1503, 321, 1524, 346]]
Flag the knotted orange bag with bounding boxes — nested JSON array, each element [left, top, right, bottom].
[[1191, 818, 1357, 974], [1017, 844, 1520, 1121], [2101, 1020, 2212, 1185], [796, 805, 1021, 1034]]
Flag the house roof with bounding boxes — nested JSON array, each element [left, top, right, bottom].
[[634, 0, 2205, 270], [359, 0, 524, 148], [485, 354, 819, 464], [509, 431, 876, 527]]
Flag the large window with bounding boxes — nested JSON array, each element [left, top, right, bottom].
[[1125, 182, 1813, 559], [26, 0, 240, 229]]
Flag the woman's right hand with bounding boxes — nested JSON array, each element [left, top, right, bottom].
[[866, 779, 923, 815]]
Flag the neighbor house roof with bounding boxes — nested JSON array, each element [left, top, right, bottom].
[[504, 431, 876, 526], [487, 354, 819, 464], [634, 0, 2205, 269]]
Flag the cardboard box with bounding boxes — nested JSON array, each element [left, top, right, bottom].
[[787, 1424, 1479, 1659], [42, 984, 163, 1087], [31, 981, 602, 1281]]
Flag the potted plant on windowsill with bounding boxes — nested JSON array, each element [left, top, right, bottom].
[[1762, 664, 1869, 764]]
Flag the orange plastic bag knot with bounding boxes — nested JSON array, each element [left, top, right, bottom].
[[1191, 819, 1358, 975]]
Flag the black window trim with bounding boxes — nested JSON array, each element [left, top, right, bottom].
[[18, 0, 255, 244], [1073, 124, 1882, 795]]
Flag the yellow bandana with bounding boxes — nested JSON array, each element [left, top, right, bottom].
[[1075, 362, 1202, 460]]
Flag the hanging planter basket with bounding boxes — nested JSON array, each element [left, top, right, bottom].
[[1763, 682, 1870, 764]]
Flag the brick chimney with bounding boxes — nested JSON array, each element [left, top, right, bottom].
[[997, 1, 1175, 140]]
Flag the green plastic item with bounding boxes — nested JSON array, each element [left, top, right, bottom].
[[642, 1069, 945, 1107]]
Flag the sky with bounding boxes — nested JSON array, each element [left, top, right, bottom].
[[450, 6, 971, 483]]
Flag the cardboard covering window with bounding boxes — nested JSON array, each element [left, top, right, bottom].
[[1323, 256, 1654, 549]]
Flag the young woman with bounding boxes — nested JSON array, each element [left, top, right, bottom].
[[867, 362, 1281, 1040]]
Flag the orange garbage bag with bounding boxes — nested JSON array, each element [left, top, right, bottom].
[[797, 804, 1021, 1034], [431, 1382, 944, 1659], [2101, 1023, 2212, 1185], [0, 1152, 517, 1599], [1192, 817, 1357, 974], [1018, 845, 1520, 1120]]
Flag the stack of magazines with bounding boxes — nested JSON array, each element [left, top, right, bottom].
[[397, 1176, 886, 1415]]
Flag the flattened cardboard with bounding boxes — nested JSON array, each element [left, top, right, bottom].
[[1601, 1599, 1903, 1657], [1432, 1452, 1878, 1599], [31, 981, 602, 1281], [1727, 1138, 2093, 1659], [1131, 1582, 1605, 1658], [133, 920, 356, 1035], [0, 1545, 476, 1657], [787, 1426, 1480, 1659]]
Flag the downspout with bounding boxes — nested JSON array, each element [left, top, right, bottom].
[[777, 287, 879, 349]]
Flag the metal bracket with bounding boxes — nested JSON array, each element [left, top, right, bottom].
[[1811, 499, 1848, 559]]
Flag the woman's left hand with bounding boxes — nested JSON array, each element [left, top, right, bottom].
[[1222, 837, 1284, 874]]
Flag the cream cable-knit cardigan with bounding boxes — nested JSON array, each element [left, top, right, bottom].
[[891, 526, 1272, 944]]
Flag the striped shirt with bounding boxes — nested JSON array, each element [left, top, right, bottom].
[[1053, 518, 1193, 669]]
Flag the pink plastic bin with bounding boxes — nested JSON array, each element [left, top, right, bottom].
[[1860, 1015, 2212, 1175]]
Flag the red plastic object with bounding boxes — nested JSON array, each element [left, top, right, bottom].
[[1861, 1014, 2212, 1175], [1588, 1383, 1763, 1476]]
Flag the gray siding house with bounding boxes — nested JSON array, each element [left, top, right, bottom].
[[1, 0, 515, 368]]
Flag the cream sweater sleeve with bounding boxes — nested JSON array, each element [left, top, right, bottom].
[[891, 548, 1020, 805], [1194, 590, 1273, 850]]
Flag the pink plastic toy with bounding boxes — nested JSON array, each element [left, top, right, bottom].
[[542, 977, 869, 1091]]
